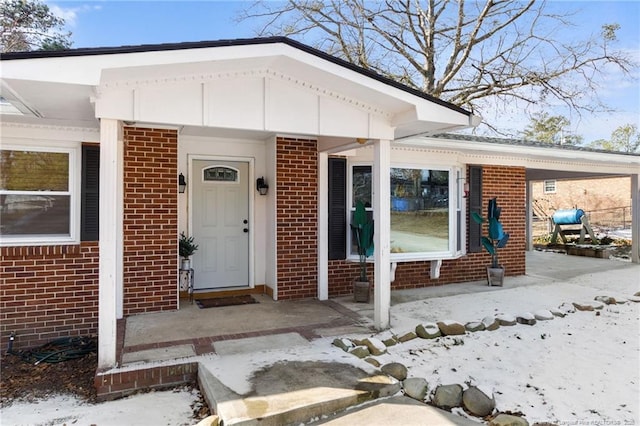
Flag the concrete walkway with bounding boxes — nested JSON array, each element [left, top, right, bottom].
[[120, 251, 636, 364]]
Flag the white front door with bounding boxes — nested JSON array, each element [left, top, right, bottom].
[[192, 159, 250, 290]]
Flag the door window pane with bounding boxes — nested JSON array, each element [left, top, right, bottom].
[[203, 166, 238, 182]]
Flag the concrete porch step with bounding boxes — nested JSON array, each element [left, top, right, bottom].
[[313, 395, 480, 425], [197, 361, 401, 426]]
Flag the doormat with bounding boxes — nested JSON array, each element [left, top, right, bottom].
[[195, 295, 258, 309]]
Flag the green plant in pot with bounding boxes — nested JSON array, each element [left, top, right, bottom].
[[350, 200, 374, 302], [471, 197, 510, 286], [179, 232, 198, 271]]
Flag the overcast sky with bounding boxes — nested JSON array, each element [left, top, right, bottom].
[[50, 1, 640, 143]]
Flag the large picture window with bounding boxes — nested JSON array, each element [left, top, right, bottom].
[[347, 163, 464, 261], [0, 146, 77, 244], [390, 167, 449, 253]]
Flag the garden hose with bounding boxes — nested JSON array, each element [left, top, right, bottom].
[[7, 336, 97, 365]]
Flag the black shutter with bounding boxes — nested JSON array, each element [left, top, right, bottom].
[[81, 145, 100, 241], [468, 165, 483, 252], [328, 157, 347, 260]]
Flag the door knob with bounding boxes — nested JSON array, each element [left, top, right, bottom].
[[243, 219, 248, 224], [243, 228, 249, 233]]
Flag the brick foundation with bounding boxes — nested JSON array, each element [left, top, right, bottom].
[[95, 362, 198, 401]]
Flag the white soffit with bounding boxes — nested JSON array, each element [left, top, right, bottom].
[[2, 40, 474, 138], [398, 136, 640, 174]]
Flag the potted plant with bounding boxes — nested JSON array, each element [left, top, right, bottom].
[[471, 197, 510, 286], [179, 232, 198, 271], [350, 200, 374, 302]]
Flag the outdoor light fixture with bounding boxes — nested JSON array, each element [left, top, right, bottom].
[[178, 173, 187, 193], [457, 177, 469, 198], [256, 177, 269, 195]]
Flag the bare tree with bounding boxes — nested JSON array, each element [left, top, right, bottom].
[[239, 1, 635, 130]]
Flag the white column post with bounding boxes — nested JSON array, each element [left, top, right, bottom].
[[98, 119, 122, 368], [116, 131, 124, 319], [631, 174, 639, 264], [373, 139, 391, 330], [317, 152, 329, 300], [526, 180, 533, 252]]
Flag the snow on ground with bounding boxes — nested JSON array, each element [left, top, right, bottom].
[[0, 387, 198, 426], [203, 266, 640, 424], [2, 262, 639, 425]]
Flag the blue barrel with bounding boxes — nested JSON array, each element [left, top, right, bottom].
[[391, 197, 410, 211], [553, 209, 584, 225]]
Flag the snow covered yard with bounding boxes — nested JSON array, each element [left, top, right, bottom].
[[379, 287, 639, 423], [2, 261, 638, 425]]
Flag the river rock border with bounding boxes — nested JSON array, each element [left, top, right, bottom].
[[332, 292, 640, 425]]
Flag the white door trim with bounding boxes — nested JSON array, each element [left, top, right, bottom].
[[187, 154, 255, 289]]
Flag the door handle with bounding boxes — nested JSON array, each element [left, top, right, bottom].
[[243, 228, 249, 233]]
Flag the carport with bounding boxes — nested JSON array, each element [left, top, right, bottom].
[[413, 134, 640, 263]]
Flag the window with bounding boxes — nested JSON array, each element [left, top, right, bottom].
[[390, 167, 449, 253], [544, 180, 556, 194], [203, 166, 238, 182], [343, 163, 464, 261], [1, 146, 78, 244]]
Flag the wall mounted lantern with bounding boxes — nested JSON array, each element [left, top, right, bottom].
[[178, 173, 187, 193], [256, 177, 269, 196]]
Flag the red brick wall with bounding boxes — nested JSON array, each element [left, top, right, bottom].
[[122, 127, 178, 315], [0, 243, 99, 352], [276, 137, 318, 299], [327, 165, 526, 296]]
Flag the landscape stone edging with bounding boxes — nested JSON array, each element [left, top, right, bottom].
[[331, 292, 638, 423]]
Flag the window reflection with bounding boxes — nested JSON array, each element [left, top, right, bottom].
[[352, 165, 372, 208], [390, 168, 449, 253], [0, 149, 72, 238], [0, 195, 70, 235]]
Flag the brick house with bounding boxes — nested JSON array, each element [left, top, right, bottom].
[[1, 38, 639, 370], [531, 176, 632, 233]]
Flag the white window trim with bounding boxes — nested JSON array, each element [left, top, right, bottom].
[[347, 161, 466, 263], [0, 141, 81, 246], [543, 180, 557, 194]]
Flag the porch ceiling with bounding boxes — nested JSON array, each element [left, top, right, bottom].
[[1, 79, 97, 128]]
